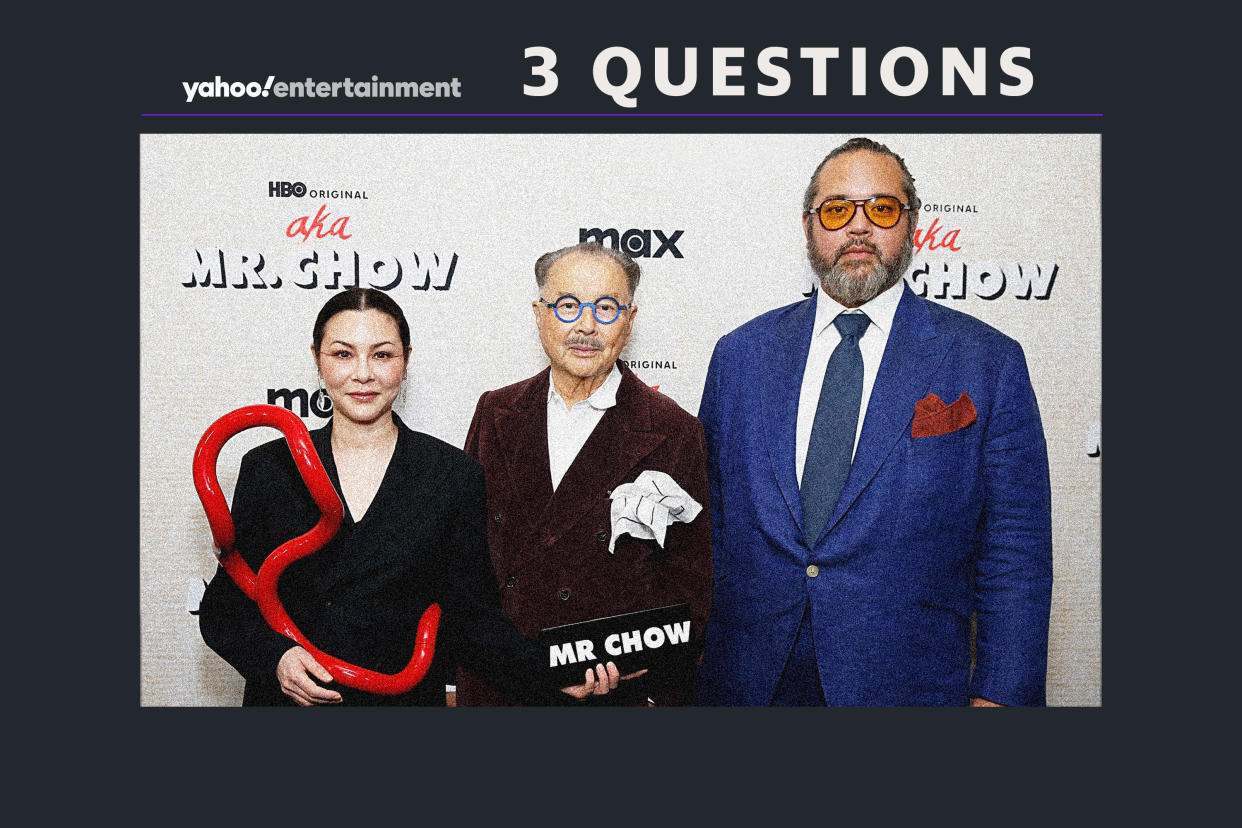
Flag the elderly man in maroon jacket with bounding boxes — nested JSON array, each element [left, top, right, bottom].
[[455, 241, 712, 706]]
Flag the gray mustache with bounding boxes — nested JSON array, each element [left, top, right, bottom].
[[835, 241, 878, 261]]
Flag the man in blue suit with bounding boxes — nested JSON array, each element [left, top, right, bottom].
[[695, 137, 1052, 706]]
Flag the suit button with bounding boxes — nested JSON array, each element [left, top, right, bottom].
[[493, 513, 502, 523], [559, 588, 571, 600], [505, 576, 516, 588], [595, 531, 607, 543], [806, 565, 819, 578]]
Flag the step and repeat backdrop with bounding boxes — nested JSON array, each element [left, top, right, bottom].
[[140, 133, 1100, 706]]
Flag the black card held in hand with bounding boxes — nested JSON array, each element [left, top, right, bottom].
[[537, 603, 694, 689]]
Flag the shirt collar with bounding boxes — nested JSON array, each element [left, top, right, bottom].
[[547, 363, 622, 412], [812, 278, 904, 337]]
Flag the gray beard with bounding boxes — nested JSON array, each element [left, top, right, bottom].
[[808, 233, 914, 306]]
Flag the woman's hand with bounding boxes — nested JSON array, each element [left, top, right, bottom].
[[560, 661, 648, 700], [277, 646, 343, 706]]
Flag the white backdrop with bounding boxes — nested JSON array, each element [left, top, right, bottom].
[[139, 133, 1100, 705]]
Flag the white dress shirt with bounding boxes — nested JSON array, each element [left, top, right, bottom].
[[547, 364, 622, 491], [795, 282, 904, 486]]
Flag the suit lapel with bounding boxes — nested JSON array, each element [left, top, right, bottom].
[[816, 286, 953, 541], [310, 420, 351, 527], [494, 369, 556, 532], [538, 365, 666, 547], [366, 416, 412, 519], [304, 418, 409, 593], [762, 296, 817, 534]]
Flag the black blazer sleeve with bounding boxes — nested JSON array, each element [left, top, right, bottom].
[[198, 447, 299, 687]]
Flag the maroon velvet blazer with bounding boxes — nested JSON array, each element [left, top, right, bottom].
[[456, 363, 712, 706]]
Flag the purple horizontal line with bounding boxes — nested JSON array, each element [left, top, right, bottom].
[[140, 111, 1103, 118]]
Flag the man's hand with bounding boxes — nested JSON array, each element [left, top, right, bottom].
[[969, 696, 1004, 707], [560, 661, 649, 700], [277, 646, 343, 706]]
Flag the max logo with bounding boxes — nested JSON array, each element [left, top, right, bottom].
[[287, 204, 352, 243], [579, 227, 684, 258], [268, 387, 333, 419]]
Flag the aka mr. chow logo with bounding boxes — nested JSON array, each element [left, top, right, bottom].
[[579, 227, 684, 258]]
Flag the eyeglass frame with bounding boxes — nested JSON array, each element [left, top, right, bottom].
[[805, 195, 913, 231], [538, 294, 633, 325]]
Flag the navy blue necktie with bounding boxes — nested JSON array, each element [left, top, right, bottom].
[[801, 312, 870, 543]]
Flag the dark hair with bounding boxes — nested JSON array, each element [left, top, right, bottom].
[[802, 136, 922, 213], [534, 241, 641, 299], [311, 288, 411, 352]]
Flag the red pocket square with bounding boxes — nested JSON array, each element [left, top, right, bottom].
[[911, 392, 977, 438]]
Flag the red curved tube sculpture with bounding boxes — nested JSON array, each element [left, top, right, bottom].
[[193, 404, 440, 695]]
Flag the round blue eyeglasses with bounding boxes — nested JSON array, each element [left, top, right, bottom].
[[540, 294, 631, 324]]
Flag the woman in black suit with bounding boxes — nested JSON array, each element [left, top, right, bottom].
[[199, 288, 624, 705]]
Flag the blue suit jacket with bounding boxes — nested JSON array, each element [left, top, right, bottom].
[[695, 285, 1052, 706]]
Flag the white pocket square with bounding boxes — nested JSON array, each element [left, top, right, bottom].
[[608, 470, 702, 553]]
